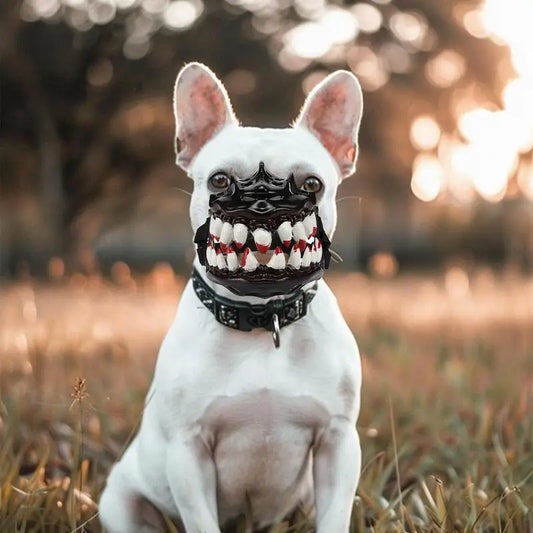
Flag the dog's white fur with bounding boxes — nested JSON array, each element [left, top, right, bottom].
[[99, 63, 363, 533]]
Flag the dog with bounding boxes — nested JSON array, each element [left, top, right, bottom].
[[99, 62, 363, 533]]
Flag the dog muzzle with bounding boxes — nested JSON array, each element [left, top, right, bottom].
[[194, 162, 331, 298]]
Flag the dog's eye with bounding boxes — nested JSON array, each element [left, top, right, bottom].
[[208, 173, 231, 191], [301, 176, 323, 193]]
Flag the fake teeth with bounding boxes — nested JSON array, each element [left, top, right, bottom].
[[277, 221, 292, 248], [288, 246, 302, 269], [315, 238, 322, 262], [252, 228, 272, 254], [207, 245, 217, 266], [219, 221, 233, 246], [233, 223, 248, 249], [242, 247, 259, 271], [301, 247, 311, 268], [292, 221, 307, 251], [267, 247, 286, 269], [204, 213, 324, 273], [209, 217, 222, 240], [227, 247, 239, 271], [292, 221, 307, 242], [207, 241, 322, 272], [216, 248, 227, 270], [303, 213, 317, 238]]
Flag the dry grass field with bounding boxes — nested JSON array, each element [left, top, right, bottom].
[[1, 266, 532, 532]]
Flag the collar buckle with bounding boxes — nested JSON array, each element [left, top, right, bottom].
[[271, 313, 281, 349]]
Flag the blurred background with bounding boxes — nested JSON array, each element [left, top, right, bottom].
[[1, 2, 533, 529], [2, 0, 533, 279]]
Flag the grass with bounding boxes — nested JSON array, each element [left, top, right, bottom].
[[0, 267, 532, 532]]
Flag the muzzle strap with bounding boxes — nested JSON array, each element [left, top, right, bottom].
[[191, 268, 317, 348]]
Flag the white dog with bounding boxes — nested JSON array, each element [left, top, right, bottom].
[[99, 63, 363, 533]]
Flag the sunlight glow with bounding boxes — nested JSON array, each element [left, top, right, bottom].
[[518, 168, 533, 200], [63, 0, 87, 8], [319, 7, 359, 44], [284, 7, 358, 60], [411, 155, 444, 202], [503, 78, 533, 122], [448, 135, 515, 203], [389, 11, 428, 48], [416, 1, 533, 203], [481, 0, 533, 78], [351, 3, 382, 34], [284, 22, 332, 59], [410, 115, 441, 151], [163, 0, 202, 30], [26, 0, 60, 18], [445, 266, 470, 298], [142, 0, 168, 15], [87, 0, 116, 24], [425, 49, 466, 88], [115, 0, 138, 8]]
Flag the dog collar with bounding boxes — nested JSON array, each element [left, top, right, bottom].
[[191, 268, 317, 348]]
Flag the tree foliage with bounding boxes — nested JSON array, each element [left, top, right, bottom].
[[0, 0, 520, 273]]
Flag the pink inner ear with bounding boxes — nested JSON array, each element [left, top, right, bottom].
[[307, 83, 349, 154], [176, 74, 229, 166], [301, 78, 360, 176], [312, 127, 355, 169]]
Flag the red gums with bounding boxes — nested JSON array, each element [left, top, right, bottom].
[[256, 244, 270, 254]]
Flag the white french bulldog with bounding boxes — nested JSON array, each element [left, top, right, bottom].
[[99, 62, 364, 533]]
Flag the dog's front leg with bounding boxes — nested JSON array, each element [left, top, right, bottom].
[[313, 418, 361, 533], [166, 434, 221, 533]]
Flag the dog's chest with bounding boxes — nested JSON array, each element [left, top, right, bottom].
[[176, 331, 338, 439], [202, 388, 327, 521], [158, 325, 345, 520]]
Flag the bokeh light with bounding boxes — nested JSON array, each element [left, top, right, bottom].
[[163, 0, 203, 30], [389, 11, 428, 49], [411, 155, 444, 202], [425, 49, 466, 88], [350, 3, 382, 34], [410, 115, 441, 151], [87, 0, 116, 25], [518, 167, 533, 200], [410, 0, 533, 204]]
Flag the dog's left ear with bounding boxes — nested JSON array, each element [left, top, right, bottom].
[[173, 62, 238, 170], [295, 71, 363, 180]]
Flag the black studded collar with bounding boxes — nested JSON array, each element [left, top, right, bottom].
[[191, 268, 317, 348]]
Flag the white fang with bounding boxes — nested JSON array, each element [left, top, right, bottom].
[[301, 247, 311, 268], [233, 223, 248, 248], [219, 222, 233, 245], [288, 247, 302, 269], [267, 250, 286, 270], [243, 249, 259, 271], [209, 217, 222, 239]]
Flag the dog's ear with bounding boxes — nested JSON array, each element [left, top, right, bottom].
[[173, 62, 238, 170], [295, 71, 363, 180]]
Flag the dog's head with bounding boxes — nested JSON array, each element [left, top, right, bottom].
[[173, 63, 363, 297]]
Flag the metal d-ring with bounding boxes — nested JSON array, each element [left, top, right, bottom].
[[271, 313, 280, 349]]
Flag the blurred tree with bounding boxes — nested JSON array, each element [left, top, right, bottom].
[[1, 0, 528, 275]]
